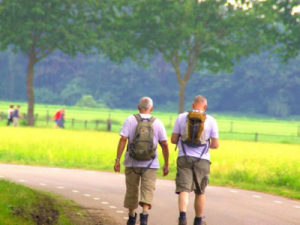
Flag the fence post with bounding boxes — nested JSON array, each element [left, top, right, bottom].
[[72, 118, 75, 127], [230, 121, 233, 133], [107, 119, 111, 131], [255, 133, 258, 142], [95, 120, 99, 129], [84, 120, 87, 129], [298, 126, 300, 137], [169, 116, 172, 127]]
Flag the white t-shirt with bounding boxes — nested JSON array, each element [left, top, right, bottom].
[[172, 111, 219, 161], [7, 109, 14, 119], [120, 113, 168, 169]]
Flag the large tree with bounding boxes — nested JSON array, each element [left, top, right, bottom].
[[0, 0, 108, 125], [114, 0, 281, 113], [256, 0, 300, 61]]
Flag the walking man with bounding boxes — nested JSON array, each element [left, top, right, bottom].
[[6, 104, 14, 126], [171, 95, 219, 225], [12, 105, 24, 126], [114, 97, 169, 225]]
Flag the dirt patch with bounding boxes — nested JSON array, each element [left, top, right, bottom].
[[10, 193, 121, 225]]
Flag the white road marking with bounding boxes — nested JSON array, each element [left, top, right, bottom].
[[0, 175, 5, 178], [84, 194, 91, 197], [117, 211, 124, 214], [39, 183, 47, 186], [57, 186, 64, 189], [19, 180, 26, 182], [123, 217, 128, 220], [86, 171, 96, 174], [72, 190, 79, 193], [253, 195, 262, 198], [230, 190, 238, 193], [118, 174, 125, 178], [294, 206, 300, 209], [274, 201, 282, 204], [101, 202, 109, 205], [109, 206, 117, 209], [93, 198, 100, 200]]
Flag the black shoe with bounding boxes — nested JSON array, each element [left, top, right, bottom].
[[194, 217, 206, 225], [178, 218, 187, 225], [140, 213, 148, 225], [127, 213, 137, 225]]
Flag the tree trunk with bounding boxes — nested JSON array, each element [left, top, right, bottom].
[[26, 57, 35, 126], [178, 81, 187, 114]]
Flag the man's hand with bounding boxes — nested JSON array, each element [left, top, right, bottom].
[[163, 165, 169, 176], [114, 161, 121, 172]]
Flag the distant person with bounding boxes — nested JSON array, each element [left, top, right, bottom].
[[53, 109, 61, 128], [171, 95, 219, 225], [6, 105, 14, 126], [58, 109, 65, 129], [12, 105, 24, 127], [114, 97, 169, 225]]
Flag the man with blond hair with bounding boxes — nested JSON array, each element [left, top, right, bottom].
[[171, 95, 219, 225], [114, 97, 169, 225]]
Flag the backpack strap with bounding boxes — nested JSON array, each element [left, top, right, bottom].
[[134, 114, 156, 122]]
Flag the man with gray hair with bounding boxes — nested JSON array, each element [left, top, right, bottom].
[[114, 97, 169, 225], [171, 95, 219, 225]]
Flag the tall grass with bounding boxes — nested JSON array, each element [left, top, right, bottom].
[[0, 127, 299, 199]]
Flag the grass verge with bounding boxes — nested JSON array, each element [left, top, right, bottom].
[[0, 179, 101, 224]]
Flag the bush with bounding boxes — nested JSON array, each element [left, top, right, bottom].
[[76, 95, 107, 108]]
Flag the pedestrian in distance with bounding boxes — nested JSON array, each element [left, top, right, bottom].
[[12, 105, 24, 127], [114, 97, 169, 225], [53, 109, 62, 128], [6, 104, 14, 126], [58, 109, 65, 129], [171, 95, 219, 225]]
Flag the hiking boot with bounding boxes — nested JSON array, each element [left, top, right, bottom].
[[178, 218, 187, 225], [140, 213, 148, 225], [127, 213, 137, 225], [194, 218, 207, 225]]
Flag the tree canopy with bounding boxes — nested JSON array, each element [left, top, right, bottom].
[[0, 0, 109, 125]]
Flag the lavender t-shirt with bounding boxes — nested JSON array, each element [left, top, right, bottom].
[[120, 114, 168, 169], [172, 112, 219, 161]]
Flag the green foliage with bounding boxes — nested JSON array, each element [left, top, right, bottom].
[[75, 95, 107, 109]]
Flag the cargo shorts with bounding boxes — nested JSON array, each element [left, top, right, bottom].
[[124, 167, 157, 209], [175, 156, 210, 194]]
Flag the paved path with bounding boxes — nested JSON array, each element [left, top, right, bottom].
[[1, 164, 300, 225]]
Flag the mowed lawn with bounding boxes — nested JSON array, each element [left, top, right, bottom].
[[0, 127, 299, 199]]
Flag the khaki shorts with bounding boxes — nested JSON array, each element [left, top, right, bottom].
[[175, 156, 210, 194], [124, 167, 157, 210]]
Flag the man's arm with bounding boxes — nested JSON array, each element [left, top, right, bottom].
[[209, 138, 219, 149], [160, 140, 169, 176], [114, 136, 128, 172], [171, 133, 180, 144]]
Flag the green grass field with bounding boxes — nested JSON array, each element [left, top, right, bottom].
[[0, 179, 92, 224], [1, 101, 300, 144], [1, 127, 299, 199]]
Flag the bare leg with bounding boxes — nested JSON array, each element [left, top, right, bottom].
[[194, 193, 205, 217], [179, 191, 189, 212]]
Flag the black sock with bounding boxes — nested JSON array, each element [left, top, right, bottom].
[[179, 211, 186, 220], [194, 217, 202, 224]]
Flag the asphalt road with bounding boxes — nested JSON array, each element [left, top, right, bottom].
[[1, 164, 299, 225]]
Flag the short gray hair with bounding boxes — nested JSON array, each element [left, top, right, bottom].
[[138, 97, 153, 110], [194, 95, 207, 105]]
